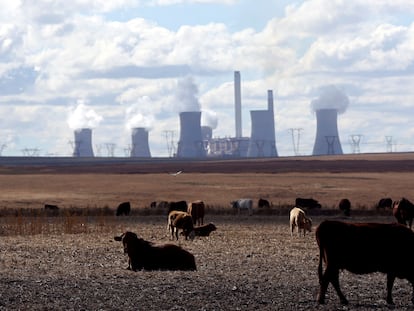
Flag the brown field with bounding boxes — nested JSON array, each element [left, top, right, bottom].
[[1, 153, 414, 310]]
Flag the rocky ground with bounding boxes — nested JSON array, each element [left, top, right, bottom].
[[0, 215, 412, 311]]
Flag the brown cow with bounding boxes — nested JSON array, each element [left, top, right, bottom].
[[114, 231, 196, 271], [194, 223, 217, 236], [188, 200, 205, 225], [393, 197, 414, 229], [316, 220, 414, 305], [167, 211, 195, 240]]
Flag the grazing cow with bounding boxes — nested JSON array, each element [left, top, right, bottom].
[[194, 223, 217, 237], [114, 231, 196, 271], [116, 202, 131, 216], [167, 200, 188, 214], [188, 200, 205, 225], [338, 198, 351, 216], [231, 199, 253, 215], [377, 197, 393, 209], [295, 197, 321, 209], [44, 204, 59, 211], [258, 198, 270, 208], [316, 220, 414, 305], [289, 207, 312, 237], [393, 197, 414, 229], [167, 211, 195, 240]]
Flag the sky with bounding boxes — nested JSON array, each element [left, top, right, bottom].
[[1, 0, 414, 157]]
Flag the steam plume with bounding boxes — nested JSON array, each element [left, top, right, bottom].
[[175, 76, 200, 112], [201, 109, 218, 129], [311, 85, 349, 114], [67, 101, 103, 130], [125, 96, 154, 130]]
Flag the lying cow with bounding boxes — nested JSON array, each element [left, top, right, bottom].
[[194, 223, 217, 237], [114, 231, 196, 271], [316, 220, 414, 305], [231, 199, 253, 216], [167, 211, 195, 240], [289, 207, 312, 237], [188, 200, 205, 225]]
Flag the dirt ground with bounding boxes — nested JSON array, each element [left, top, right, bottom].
[[1, 154, 414, 310]]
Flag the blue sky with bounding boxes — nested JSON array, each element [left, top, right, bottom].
[[0, 0, 414, 157]]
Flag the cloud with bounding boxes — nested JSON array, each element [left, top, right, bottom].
[[201, 109, 218, 129]]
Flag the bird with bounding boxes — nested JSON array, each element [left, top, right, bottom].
[[169, 170, 182, 176]]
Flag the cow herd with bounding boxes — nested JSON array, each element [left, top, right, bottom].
[[113, 196, 414, 306]]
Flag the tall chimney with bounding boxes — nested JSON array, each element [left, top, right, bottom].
[[312, 109, 343, 155], [267, 90, 274, 112], [73, 128, 94, 157], [176, 111, 206, 158], [130, 127, 151, 158], [234, 71, 242, 138]]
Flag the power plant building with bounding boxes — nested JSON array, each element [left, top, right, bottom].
[[72, 128, 94, 157], [130, 127, 151, 158], [176, 111, 206, 158], [312, 108, 343, 155]]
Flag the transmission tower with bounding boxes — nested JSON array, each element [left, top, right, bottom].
[[0, 143, 6, 156], [349, 134, 362, 154], [163, 130, 176, 157], [385, 136, 393, 153], [325, 136, 337, 155], [105, 143, 116, 157], [288, 128, 303, 156]]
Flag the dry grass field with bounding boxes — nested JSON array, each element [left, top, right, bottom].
[[1, 153, 414, 310]]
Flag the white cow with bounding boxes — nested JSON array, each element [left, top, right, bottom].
[[231, 199, 253, 216], [289, 207, 312, 237]]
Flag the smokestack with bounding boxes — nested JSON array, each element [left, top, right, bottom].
[[267, 90, 274, 112], [73, 128, 94, 157], [247, 110, 278, 157], [312, 109, 343, 155], [177, 111, 206, 158], [130, 127, 151, 158], [234, 71, 242, 138]]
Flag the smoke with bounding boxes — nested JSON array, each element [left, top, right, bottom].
[[201, 109, 218, 129], [175, 76, 201, 112], [311, 85, 349, 114], [125, 96, 154, 130], [67, 100, 103, 130]]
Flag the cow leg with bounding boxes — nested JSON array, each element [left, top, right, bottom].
[[323, 266, 348, 305], [386, 274, 396, 305]]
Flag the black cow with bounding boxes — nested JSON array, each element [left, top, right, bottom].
[[258, 198, 270, 208], [295, 197, 321, 209], [316, 220, 414, 305], [377, 197, 393, 209], [44, 204, 59, 211], [116, 202, 131, 216], [194, 223, 217, 237], [114, 231, 196, 271], [167, 200, 188, 214], [393, 197, 414, 229]]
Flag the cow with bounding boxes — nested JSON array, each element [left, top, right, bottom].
[[338, 198, 351, 216], [194, 223, 217, 237], [114, 231, 196, 271], [316, 220, 414, 305], [295, 197, 321, 209], [188, 200, 205, 225], [167, 211, 195, 240], [44, 204, 59, 211], [116, 202, 131, 216], [377, 197, 393, 209], [393, 197, 414, 229], [258, 198, 270, 208], [231, 199, 253, 215], [167, 200, 188, 214], [289, 207, 312, 237], [150, 201, 169, 209]]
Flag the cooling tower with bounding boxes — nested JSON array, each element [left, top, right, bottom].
[[234, 71, 242, 138], [247, 110, 278, 157], [312, 109, 343, 155], [176, 111, 206, 158], [73, 128, 94, 157], [130, 127, 151, 158], [201, 126, 213, 140]]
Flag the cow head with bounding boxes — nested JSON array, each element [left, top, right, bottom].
[[304, 218, 312, 232], [114, 231, 138, 254]]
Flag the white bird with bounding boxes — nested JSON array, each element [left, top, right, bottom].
[[169, 170, 182, 176]]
